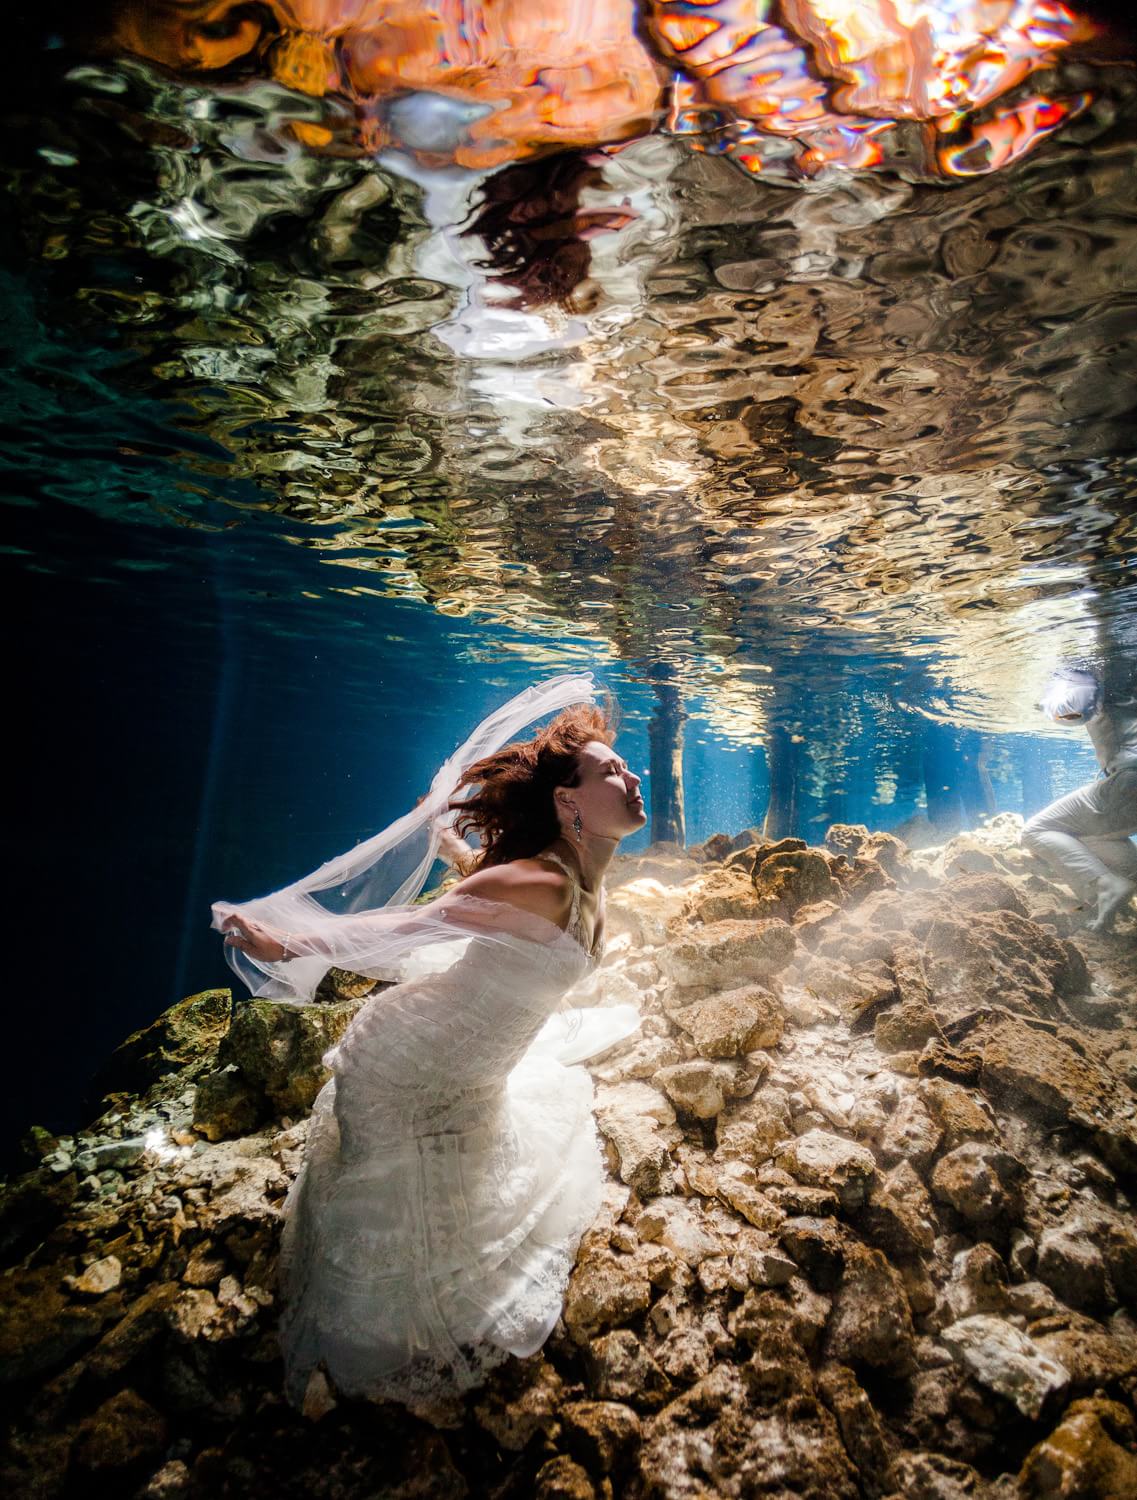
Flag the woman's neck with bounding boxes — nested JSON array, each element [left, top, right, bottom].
[[547, 832, 617, 891]]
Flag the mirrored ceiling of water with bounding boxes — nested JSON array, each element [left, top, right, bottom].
[[3, 1, 1136, 749]]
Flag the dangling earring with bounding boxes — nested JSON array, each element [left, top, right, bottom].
[[572, 810, 583, 843]]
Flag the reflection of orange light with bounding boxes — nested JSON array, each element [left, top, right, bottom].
[[100, 0, 1100, 179]]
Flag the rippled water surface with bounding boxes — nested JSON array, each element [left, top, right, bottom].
[[2, 10, 1135, 1136]]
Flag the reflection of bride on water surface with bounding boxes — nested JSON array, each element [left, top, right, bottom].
[[212, 674, 648, 1409]]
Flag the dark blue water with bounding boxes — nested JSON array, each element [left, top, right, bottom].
[[1, 33, 1125, 1157]]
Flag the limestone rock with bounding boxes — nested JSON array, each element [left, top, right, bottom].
[[875, 1004, 944, 1057], [714, 1161, 786, 1230], [671, 985, 785, 1057], [89, 989, 231, 1103], [1035, 1224, 1108, 1312], [560, 1399, 641, 1474], [586, 1330, 671, 1409], [780, 1216, 848, 1291], [941, 873, 1029, 918], [658, 920, 796, 990], [713, 1087, 792, 1164], [192, 1064, 263, 1143], [686, 866, 762, 923], [941, 1244, 1010, 1323], [67, 1254, 123, 1297], [594, 1082, 679, 1198], [929, 1142, 1025, 1227], [473, 1358, 564, 1452], [825, 1246, 916, 1375], [652, 1060, 749, 1120], [817, 1363, 896, 1499], [563, 1256, 652, 1346], [635, 1196, 726, 1267], [639, 1363, 860, 1500], [535, 1455, 597, 1500], [1018, 1397, 1137, 1499], [886, 1450, 993, 1499], [1032, 1326, 1137, 1394], [855, 1162, 936, 1261], [916, 1077, 998, 1152], [923, 911, 1088, 1021], [72, 1388, 169, 1475], [877, 1094, 942, 1174], [217, 998, 364, 1117], [752, 850, 840, 920], [940, 1315, 1068, 1420], [777, 1130, 876, 1212], [975, 1015, 1137, 1176]]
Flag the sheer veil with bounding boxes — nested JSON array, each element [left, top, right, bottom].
[[211, 673, 599, 1002]]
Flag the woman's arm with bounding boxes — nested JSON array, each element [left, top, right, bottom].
[[435, 822, 481, 877]]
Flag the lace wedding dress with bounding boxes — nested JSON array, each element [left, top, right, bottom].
[[276, 858, 639, 1408], [210, 674, 640, 1409]]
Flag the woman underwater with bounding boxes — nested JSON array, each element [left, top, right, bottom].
[[212, 674, 647, 1409]]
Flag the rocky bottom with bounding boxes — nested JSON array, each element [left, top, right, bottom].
[[2, 813, 1136, 1499]]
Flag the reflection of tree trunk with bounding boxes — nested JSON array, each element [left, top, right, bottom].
[[922, 721, 960, 834], [1016, 740, 1053, 817], [648, 673, 686, 845], [763, 726, 799, 839], [959, 731, 994, 824]]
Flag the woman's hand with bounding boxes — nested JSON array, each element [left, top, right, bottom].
[[222, 913, 292, 963]]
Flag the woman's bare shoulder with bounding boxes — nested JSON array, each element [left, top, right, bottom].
[[453, 858, 574, 926]]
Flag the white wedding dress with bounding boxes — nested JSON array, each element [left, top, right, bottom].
[[211, 674, 640, 1408], [275, 858, 639, 1408]]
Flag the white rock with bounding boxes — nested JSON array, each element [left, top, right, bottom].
[[940, 1314, 1069, 1419]]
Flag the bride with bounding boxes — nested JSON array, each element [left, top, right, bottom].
[[211, 674, 647, 1410]]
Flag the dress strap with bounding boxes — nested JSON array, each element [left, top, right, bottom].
[[536, 850, 583, 940]]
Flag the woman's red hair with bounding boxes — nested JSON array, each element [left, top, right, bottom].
[[448, 700, 618, 867]]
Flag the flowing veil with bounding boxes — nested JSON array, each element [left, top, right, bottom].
[[211, 672, 600, 1002]]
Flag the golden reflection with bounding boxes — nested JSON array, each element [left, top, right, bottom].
[[96, 0, 1103, 179]]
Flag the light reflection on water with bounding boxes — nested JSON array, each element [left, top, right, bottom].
[[5, 43, 1135, 737]]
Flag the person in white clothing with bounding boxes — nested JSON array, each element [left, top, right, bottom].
[[1022, 662, 1137, 933]]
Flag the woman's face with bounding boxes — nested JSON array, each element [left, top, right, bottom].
[[562, 740, 646, 841]]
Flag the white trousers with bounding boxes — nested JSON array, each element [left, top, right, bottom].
[[1023, 767, 1137, 900]]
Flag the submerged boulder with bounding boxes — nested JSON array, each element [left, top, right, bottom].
[[657, 920, 796, 989], [752, 850, 840, 920], [88, 989, 232, 1103]]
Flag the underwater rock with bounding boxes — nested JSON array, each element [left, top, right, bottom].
[[777, 1130, 876, 1212], [560, 1399, 641, 1475], [191, 1064, 263, 1143], [1035, 1224, 1109, 1313], [1017, 1397, 1137, 1499], [215, 998, 364, 1119], [563, 1256, 652, 1346], [593, 1081, 679, 1198], [657, 919, 796, 989], [816, 1362, 896, 1498], [670, 984, 784, 1057], [71, 1388, 168, 1479], [751, 849, 840, 920], [940, 1314, 1068, 1420], [585, 1330, 671, 1410], [824, 1245, 916, 1375], [973, 1014, 1137, 1175], [916, 1077, 999, 1153], [639, 1362, 860, 1500], [5, 821, 1136, 1496], [930, 1142, 1025, 1229], [87, 989, 231, 1104], [877, 1094, 943, 1174]]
